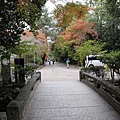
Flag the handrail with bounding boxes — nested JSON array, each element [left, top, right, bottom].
[[6, 72, 41, 120], [79, 70, 120, 114]]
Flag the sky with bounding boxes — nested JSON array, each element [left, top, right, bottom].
[[45, 0, 85, 13]]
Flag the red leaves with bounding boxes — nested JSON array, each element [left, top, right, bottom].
[[58, 19, 98, 45], [21, 30, 47, 44]]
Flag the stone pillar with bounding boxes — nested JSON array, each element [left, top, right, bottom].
[[7, 101, 21, 120], [1, 55, 11, 85]]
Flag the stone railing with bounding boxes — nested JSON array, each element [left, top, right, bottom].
[[6, 72, 41, 120], [79, 70, 120, 114]]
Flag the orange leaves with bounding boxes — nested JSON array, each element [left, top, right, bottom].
[[54, 2, 89, 27], [36, 31, 47, 43], [22, 30, 47, 44], [57, 19, 98, 46]]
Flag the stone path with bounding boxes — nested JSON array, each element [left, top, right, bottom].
[[26, 62, 120, 120]]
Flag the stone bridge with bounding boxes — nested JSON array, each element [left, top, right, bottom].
[[26, 62, 120, 120]]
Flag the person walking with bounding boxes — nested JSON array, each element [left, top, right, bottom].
[[48, 59, 51, 65], [66, 58, 70, 68], [52, 59, 55, 65]]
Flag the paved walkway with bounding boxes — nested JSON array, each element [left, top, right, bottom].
[[26, 62, 120, 120]]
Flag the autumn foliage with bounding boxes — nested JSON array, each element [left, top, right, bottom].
[[54, 2, 98, 62], [22, 30, 47, 44], [54, 2, 98, 48], [54, 2, 88, 27], [56, 19, 98, 47]]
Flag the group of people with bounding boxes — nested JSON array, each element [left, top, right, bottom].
[[47, 58, 70, 68], [48, 59, 55, 65]]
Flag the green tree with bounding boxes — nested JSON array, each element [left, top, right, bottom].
[[54, 17, 98, 63], [102, 0, 120, 51], [10, 41, 37, 57], [76, 40, 106, 66], [0, 0, 24, 51], [36, 7, 60, 41], [54, 41, 72, 62], [0, 0, 46, 85], [0, 0, 46, 52], [100, 51, 120, 82], [86, 0, 120, 51]]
